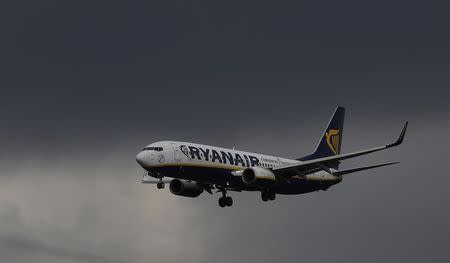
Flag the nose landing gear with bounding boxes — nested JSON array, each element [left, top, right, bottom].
[[155, 173, 165, 189], [141, 171, 166, 189], [156, 180, 165, 189]]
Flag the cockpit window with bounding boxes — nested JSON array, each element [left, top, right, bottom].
[[142, 146, 163, 151]]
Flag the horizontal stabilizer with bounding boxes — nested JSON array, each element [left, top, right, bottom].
[[333, 162, 399, 176]]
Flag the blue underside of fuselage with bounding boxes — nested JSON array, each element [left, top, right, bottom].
[[146, 165, 339, 195]]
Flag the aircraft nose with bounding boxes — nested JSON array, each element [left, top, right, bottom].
[[136, 151, 147, 167]]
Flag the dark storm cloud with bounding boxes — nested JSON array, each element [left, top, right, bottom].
[[1, 1, 450, 262], [1, 0, 449, 131]]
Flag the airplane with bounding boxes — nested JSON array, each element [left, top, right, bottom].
[[136, 106, 407, 208]]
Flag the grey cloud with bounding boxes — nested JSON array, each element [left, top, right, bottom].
[[0, 236, 120, 263], [0, 149, 209, 263], [1, 119, 449, 263]]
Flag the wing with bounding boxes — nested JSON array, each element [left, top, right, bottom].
[[273, 122, 408, 176]]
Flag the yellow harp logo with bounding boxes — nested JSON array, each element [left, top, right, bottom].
[[325, 129, 340, 155]]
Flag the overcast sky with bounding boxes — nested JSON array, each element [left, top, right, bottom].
[[1, 1, 449, 262]]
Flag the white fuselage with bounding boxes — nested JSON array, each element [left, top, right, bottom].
[[136, 141, 297, 171], [136, 141, 339, 195]]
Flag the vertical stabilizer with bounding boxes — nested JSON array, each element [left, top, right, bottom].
[[298, 106, 345, 169]]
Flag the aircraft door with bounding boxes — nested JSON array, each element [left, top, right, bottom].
[[173, 144, 182, 162]]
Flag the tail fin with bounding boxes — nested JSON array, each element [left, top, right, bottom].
[[298, 106, 345, 169]]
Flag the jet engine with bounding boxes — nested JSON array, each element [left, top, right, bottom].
[[241, 167, 276, 184], [169, 179, 204, 198]]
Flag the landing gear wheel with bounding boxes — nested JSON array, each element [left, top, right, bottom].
[[157, 182, 165, 189], [225, 196, 233, 207], [218, 197, 226, 208], [218, 185, 232, 208], [269, 191, 276, 201], [261, 191, 269, 202]]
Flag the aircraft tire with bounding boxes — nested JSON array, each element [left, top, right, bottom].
[[218, 197, 226, 208], [261, 191, 269, 202], [157, 182, 165, 189], [225, 196, 233, 207], [269, 191, 276, 201]]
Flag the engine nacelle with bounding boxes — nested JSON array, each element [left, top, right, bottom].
[[169, 179, 203, 198], [241, 167, 276, 184]]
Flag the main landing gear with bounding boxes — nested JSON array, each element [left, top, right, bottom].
[[218, 196, 233, 208], [261, 190, 276, 202], [218, 187, 233, 208]]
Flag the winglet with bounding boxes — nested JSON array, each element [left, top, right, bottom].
[[388, 121, 408, 148]]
